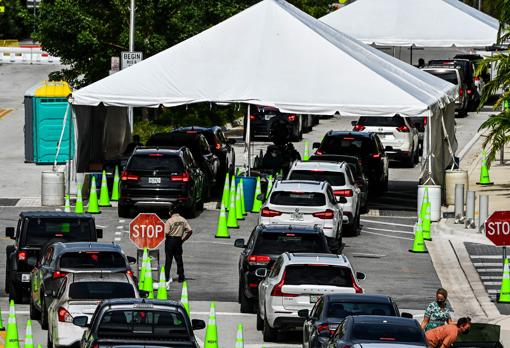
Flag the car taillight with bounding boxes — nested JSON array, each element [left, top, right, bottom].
[[396, 125, 409, 132], [459, 87, 464, 96], [313, 209, 334, 219], [371, 153, 381, 158], [341, 345, 352, 348], [126, 270, 134, 278], [467, 89, 473, 95], [121, 171, 139, 181], [333, 189, 353, 197], [171, 172, 190, 182], [315, 150, 323, 156], [287, 114, 296, 122], [249, 115, 256, 121], [58, 307, 73, 323], [474, 76, 480, 81], [53, 271, 67, 279], [261, 207, 282, 217], [270, 272, 297, 297], [317, 323, 336, 335], [247, 255, 270, 266], [215, 143, 221, 150], [17, 251, 27, 261], [423, 116, 428, 126], [351, 273, 363, 293], [91, 343, 99, 348], [353, 124, 365, 131]]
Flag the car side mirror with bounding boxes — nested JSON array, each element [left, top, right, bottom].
[[255, 268, 268, 278], [96, 228, 103, 239], [5, 227, 14, 239], [192, 319, 206, 330], [256, 193, 265, 201], [27, 257, 37, 267], [401, 312, 413, 319], [227, 138, 236, 145], [298, 309, 309, 318], [127, 256, 137, 264], [73, 316, 89, 327], [312, 142, 321, 149], [356, 272, 366, 280], [384, 146, 393, 151], [336, 196, 347, 204], [234, 239, 246, 248], [342, 216, 349, 224], [351, 121, 357, 126], [44, 289, 57, 298]]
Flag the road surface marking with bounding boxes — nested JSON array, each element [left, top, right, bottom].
[[362, 231, 413, 241], [481, 276, 502, 280], [477, 268, 503, 272], [363, 226, 414, 235], [115, 231, 122, 235], [114, 237, 121, 241], [361, 219, 415, 228], [188, 241, 233, 246], [470, 255, 504, 259], [96, 224, 107, 228], [473, 263, 503, 267], [116, 226, 123, 229], [119, 219, 126, 223]]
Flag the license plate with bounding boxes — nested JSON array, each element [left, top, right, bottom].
[[148, 177, 161, 184], [291, 212, 303, 221], [382, 134, 394, 139], [21, 274, 30, 283], [265, 114, 275, 120], [310, 295, 321, 303]]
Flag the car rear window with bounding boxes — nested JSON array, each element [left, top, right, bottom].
[[59, 251, 126, 269], [327, 302, 396, 319], [270, 192, 326, 206], [285, 265, 353, 287], [351, 322, 424, 343], [25, 219, 92, 246], [127, 155, 183, 173], [98, 310, 189, 339], [320, 136, 375, 157], [69, 281, 135, 300], [358, 116, 404, 127], [254, 232, 328, 254], [288, 170, 345, 186], [424, 70, 459, 85]]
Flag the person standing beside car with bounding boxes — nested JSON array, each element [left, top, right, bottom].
[[421, 288, 453, 331], [164, 204, 193, 286]]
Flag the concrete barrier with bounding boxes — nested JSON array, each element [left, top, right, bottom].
[[0, 46, 60, 64]]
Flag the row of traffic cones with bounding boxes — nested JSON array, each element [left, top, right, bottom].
[[64, 166, 121, 214], [409, 188, 432, 254], [2, 300, 41, 348], [203, 302, 245, 348], [216, 172, 270, 238]]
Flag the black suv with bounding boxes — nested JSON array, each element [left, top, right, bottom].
[[147, 132, 220, 191], [5, 212, 102, 303], [74, 299, 205, 348], [244, 105, 302, 141], [234, 224, 330, 313], [313, 132, 389, 194], [119, 147, 206, 218], [173, 126, 236, 181], [30, 242, 136, 329]]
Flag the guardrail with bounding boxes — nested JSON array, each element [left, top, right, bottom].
[[0, 46, 61, 65]]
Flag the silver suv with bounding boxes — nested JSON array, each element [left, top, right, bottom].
[[421, 66, 468, 117], [287, 161, 361, 235], [255, 253, 365, 343]]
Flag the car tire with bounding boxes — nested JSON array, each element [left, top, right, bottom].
[[30, 295, 41, 320], [8, 277, 22, 304], [40, 295, 49, 330], [405, 151, 415, 168], [239, 282, 254, 314], [118, 202, 131, 218], [327, 237, 339, 254], [346, 215, 361, 236], [414, 149, 420, 164], [263, 315, 278, 342], [5, 246, 14, 294], [360, 201, 369, 214], [256, 307, 264, 331], [184, 201, 198, 219], [47, 331, 54, 348]]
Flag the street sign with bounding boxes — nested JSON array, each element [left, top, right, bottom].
[[26, 0, 41, 9], [129, 213, 165, 249], [485, 211, 510, 246], [121, 51, 143, 70]]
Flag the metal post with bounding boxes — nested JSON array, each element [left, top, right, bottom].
[[478, 194, 489, 233], [478, 0, 482, 11], [410, 46, 413, 65], [67, 105, 72, 195], [127, 0, 135, 133], [246, 104, 251, 176], [454, 184, 464, 223], [427, 112, 433, 181], [465, 191, 476, 229]]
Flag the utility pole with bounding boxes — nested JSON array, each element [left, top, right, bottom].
[[128, 0, 135, 133]]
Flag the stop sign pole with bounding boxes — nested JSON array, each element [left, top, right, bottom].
[[484, 211, 510, 270]]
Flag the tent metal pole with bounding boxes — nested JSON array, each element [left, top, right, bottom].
[[128, 0, 135, 133], [409, 46, 413, 65], [247, 104, 251, 176], [428, 111, 433, 179]]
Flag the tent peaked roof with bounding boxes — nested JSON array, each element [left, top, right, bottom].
[[320, 0, 499, 48], [72, 0, 454, 116]]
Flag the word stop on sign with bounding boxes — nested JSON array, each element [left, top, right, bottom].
[[131, 224, 164, 239], [487, 222, 510, 236]]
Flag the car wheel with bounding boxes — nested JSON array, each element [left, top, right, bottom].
[[118, 202, 131, 218], [8, 278, 22, 304], [360, 200, 369, 214], [256, 307, 264, 331], [414, 148, 420, 164], [47, 331, 54, 348], [30, 295, 41, 320], [263, 315, 278, 342], [239, 282, 254, 314], [184, 201, 198, 219], [327, 237, 339, 254], [40, 296, 48, 330]]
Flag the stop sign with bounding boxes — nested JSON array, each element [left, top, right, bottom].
[[485, 211, 510, 246], [129, 213, 165, 249]]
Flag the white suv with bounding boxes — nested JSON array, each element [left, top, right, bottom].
[[256, 253, 365, 342], [353, 115, 419, 167], [258, 180, 344, 253], [287, 161, 361, 236]]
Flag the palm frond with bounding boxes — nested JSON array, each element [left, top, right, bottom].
[[479, 110, 510, 167]]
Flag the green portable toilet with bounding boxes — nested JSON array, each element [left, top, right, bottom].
[[24, 81, 74, 164]]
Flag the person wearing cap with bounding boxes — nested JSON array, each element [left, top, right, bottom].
[[164, 204, 193, 286]]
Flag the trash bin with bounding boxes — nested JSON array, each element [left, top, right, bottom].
[[418, 185, 441, 222], [41, 171, 65, 206], [235, 176, 257, 212]]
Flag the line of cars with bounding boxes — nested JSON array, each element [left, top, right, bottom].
[[4, 211, 205, 347]]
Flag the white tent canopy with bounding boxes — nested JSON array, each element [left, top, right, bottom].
[[72, 0, 455, 117], [320, 0, 499, 48]]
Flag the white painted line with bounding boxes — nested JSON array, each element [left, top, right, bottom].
[[115, 232, 122, 235], [119, 219, 126, 223], [488, 289, 500, 293], [361, 219, 415, 228], [188, 241, 233, 246], [352, 252, 387, 258], [96, 225, 107, 228], [470, 255, 503, 259], [364, 226, 414, 235], [116, 226, 124, 229], [484, 281, 502, 286], [473, 263, 502, 267], [481, 276, 502, 280], [362, 231, 413, 241], [114, 237, 121, 241], [477, 268, 503, 273]]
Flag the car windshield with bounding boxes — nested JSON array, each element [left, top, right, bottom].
[[285, 265, 353, 287], [270, 192, 325, 206], [147, 134, 201, 154], [326, 302, 396, 320], [288, 170, 345, 186], [320, 136, 374, 157], [128, 155, 183, 173], [424, 70, 459, 85], [69, 281, 135, 300], [358, 116, 404, 127], [24, 219, 92, 246], [59, 251, 126, 269], [254, 232, 328, 254], [351, 322, 424, 343], [98, 310, 189, 340]]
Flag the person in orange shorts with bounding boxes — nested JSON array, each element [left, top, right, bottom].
[[425, 317, 471, 348]]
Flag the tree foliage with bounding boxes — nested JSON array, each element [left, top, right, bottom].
[[0, 0, 32, 39]]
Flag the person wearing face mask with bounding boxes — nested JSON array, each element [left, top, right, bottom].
[[421, 288, 453, 331], [425, 317, 471, 348]]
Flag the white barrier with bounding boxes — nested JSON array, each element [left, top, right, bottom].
[[0, 46, 61, 65]]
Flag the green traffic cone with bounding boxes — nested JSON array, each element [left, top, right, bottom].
[[266, 175, 273, 199], [221, 173, 230, 208], [235, 323, 244, 348], [204, 302, 218, 348], [0, 306, 4, 331], [24, 320, 33, 348], [477, 150, 493, 185], [409, 222, 428, 253], [303, 141, 309, 161], [228, 177, 236, 213], [422, 202, 431, 241], [239, 179, 247, 216], [111, 166, 120, 201], [6, 300, 19, 348], [87, 176, 101, 214], [74, 183, 84, 214], [138, 248, 148, 290], [227, 182, 239, 229], [64, 195, 71, 213], [180, 281, 190, 317], [157, 266, 168, 300], [235, 183, 244, 221], [142, 256, 154, 299], [98, 170, 111, 207], [252, 177, 263, 213], [215, 201, 230, 238], [499, 258, 510, 303]]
